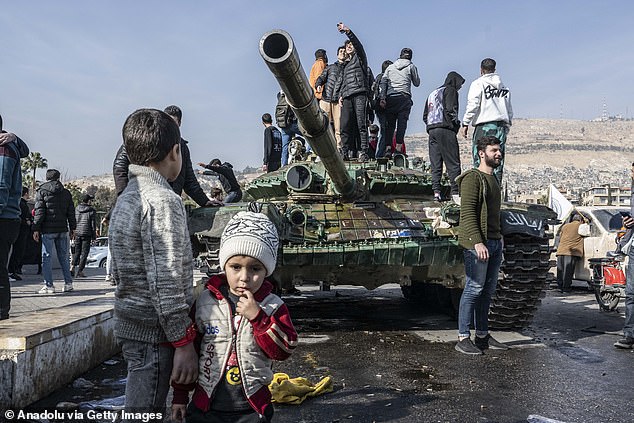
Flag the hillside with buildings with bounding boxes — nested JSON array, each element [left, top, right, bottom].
[[70, 119, 633, 207], [406, 118, 633, 206]]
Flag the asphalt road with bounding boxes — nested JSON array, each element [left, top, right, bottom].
[[32, 283, 632, 423]]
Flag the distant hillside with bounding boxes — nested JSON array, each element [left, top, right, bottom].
[[70, 119, 634, 198]]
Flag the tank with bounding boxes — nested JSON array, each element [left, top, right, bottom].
[[188, 30, 558, 329]]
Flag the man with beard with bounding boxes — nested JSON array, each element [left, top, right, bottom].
[[454, 136, 509, 355]]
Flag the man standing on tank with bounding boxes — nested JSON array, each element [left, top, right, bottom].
[[423, 71, 465, 202], [461, 58, 512, 185], [454, 136, 509, 355], [113, 105, 213, 206], [334, 22, 370, 162]]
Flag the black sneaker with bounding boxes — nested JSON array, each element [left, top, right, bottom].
[[9, 273, 22, 281], [614, 337, 634, 349], [475, 334, 510, 350], [455, 338, 483, 355]]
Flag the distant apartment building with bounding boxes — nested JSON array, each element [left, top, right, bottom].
[[582, 185, 631, 206]]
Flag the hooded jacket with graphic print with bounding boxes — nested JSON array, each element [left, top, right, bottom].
[[423, 71, 465, 133]]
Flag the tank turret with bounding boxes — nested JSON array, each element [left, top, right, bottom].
[[259, 30, 356, 199]]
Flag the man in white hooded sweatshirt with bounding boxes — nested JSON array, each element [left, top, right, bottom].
[[461, 58, 513, 185]]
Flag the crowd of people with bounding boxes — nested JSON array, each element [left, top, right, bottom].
[[260, 23, 513, 206], [1, 23, 633, 421]]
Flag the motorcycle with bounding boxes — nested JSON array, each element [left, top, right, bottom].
[[588, 255, 626, 311]]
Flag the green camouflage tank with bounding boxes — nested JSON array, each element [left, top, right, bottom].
[[188, 30, 558, 329]]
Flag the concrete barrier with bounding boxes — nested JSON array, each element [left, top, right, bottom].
[[0, 298, 119, 408]]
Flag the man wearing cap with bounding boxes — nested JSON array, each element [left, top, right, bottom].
[[378, 47, 420, 157], [33, 169, 76, 294], [71, 193, 97, 278]]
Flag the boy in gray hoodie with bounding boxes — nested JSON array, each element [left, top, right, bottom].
[[109, 109, 198, 420], [379, 48, 420, 155]]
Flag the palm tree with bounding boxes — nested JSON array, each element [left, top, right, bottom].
[[24, 152, 48, 192]]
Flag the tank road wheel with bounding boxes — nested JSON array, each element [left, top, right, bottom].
[[594, 287, 620, 311], [489, 234, 553, 329]]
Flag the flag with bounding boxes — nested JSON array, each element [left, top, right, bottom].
[[548, 184, 574, 221]]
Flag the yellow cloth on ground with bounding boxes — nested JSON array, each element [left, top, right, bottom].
[[268, 372, 333, 404]]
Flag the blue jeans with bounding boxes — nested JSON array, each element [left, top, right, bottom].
[[280, 122, 301, 166], [42, 232, 73, 287], [623, 246, 634, 338], [120, 339, 173, 421], [458, 239, 503, 337]]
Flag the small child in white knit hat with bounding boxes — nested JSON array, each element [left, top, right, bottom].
[[172, 211, 298, 423]]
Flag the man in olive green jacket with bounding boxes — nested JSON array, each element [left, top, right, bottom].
[[454, 135, 509, 355]]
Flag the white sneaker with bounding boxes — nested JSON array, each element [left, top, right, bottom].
[[451, 194, 461, 205], [104, 274, 113, 282], [9, 276, 17, 282], [38, 286, 55, 294], [63, 284, 74, 293]]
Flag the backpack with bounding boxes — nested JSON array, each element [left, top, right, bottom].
[[275, 92, 294, 128]]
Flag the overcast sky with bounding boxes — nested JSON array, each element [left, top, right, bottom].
[[1, 1, 633, 179]]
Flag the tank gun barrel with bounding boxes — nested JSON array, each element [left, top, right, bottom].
[[259, 30, 356, 199]]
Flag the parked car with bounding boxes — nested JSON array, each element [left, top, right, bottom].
[[86, 237, 108, 268], [555, 206, 630, 282]]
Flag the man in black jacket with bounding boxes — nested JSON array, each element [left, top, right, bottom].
[[33, 169, 76, 294], [334, 22, 370, 162], [315, 45, 346, 150], [423, 71, 465, 202], [113, 105, 213, 206], [71, 193, 96, 278]]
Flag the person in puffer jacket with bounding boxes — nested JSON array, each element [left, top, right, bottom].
[[315, 45, 346, 150], [171, 211, 297, 423], [71, 193, 96, 278], [460, 58, 513, 185], [33, 169, 76, 293], [334, 22, 371, 162]]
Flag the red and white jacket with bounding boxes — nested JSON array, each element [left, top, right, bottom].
[[172, 275, 298, 415]]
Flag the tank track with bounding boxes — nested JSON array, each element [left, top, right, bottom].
[[489, 233, 554, 329]]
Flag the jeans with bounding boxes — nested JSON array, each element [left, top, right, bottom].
[[224, 190, 243, 203], [71, 236, 92, 272], [0, 219, 20, 318], [186, 404, 274, 423], [623, 246, 634, 338], [472, 122, 509, 185], [42, 232, 73, 287], [340, 94, 369, 155], [280, 122, 301, 166], [120, 339, 174, 421], [458, 239, 503, 337]]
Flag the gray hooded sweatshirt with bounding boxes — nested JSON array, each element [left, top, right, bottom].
[[380, 58, 421, 98]]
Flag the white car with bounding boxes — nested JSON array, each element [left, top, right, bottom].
[[86, 237, 109, 268], [559, 206, 630, 281]]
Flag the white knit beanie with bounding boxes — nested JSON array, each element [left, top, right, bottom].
[[219, 211, 279, 276]]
